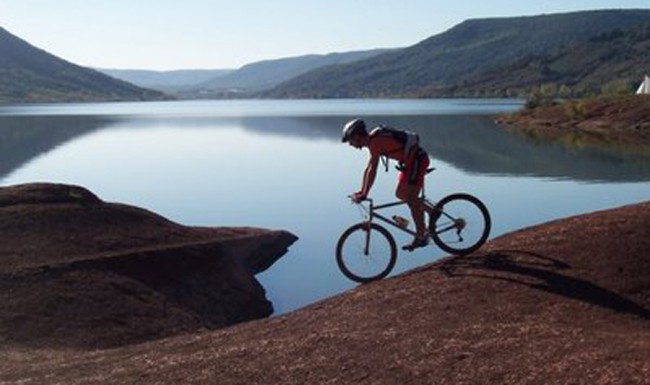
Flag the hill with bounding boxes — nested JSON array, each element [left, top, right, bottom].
[[97, 68, 234, 92], [2, 200, 648, 384], [0, 27, 167, 103], [263, 9, 650, 98], [184, 49, 393, 97], [457, 22, 650, 98], [96, 50, 391, 98]]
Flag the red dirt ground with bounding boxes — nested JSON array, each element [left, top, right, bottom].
[[2, 196, 648, 384]]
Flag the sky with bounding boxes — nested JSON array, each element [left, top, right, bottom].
[[1, 0, 648, 71]]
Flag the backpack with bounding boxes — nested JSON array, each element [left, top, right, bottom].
[[369, 125, 419, 159], [369, 125, 420, 171]]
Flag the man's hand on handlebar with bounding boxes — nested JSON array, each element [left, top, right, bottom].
[[349, 191, 367, 203]]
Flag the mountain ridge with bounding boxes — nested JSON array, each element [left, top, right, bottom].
[[263, 9, 650, 98], [186, 49, 394, 97], [436, 20, 650, 98], [97, 68, 234, 91], [4, 10, 650, 102], [98, 49, 393, 97], [0, 27, 167, 103]]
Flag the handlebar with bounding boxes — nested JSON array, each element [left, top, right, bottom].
[[347, 195, 372, 204]]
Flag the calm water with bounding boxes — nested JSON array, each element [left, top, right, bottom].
[[1, 99, 648, 314]]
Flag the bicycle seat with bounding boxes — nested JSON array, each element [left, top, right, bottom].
[[395, 165, 436, 173]]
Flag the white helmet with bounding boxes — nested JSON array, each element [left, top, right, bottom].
[[341, 119, 366, 142]]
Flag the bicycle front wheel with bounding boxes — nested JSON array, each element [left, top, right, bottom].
[[429, 193, 491, 256], [336, 223, 397, 283]]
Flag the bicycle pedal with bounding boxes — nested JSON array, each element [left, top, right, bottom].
[[402, 238, 429, 251]]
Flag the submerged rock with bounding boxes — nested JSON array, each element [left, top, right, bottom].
[[0, 183, 297, 348]]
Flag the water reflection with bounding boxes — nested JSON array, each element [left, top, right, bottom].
[[2, 111, 650, 184], [407, 115, 650, 183], [0, 115, 112, 180], [0, 100, 648, 315], [238, 115, 650, 183]]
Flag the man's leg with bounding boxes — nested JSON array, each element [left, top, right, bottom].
[[397, 153, 432, 250], [397, 184, 427, 238]]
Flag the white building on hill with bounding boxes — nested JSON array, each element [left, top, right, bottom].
[[636, 75, 650, 94]]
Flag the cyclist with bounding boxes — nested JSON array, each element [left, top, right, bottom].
[[342, 118, 432, 251]]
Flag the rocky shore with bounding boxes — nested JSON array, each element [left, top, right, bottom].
[[496, 95, 650, 153], [1, 183, 648, 384], [0, 183, 297, 348]]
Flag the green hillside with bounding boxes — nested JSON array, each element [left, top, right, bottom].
[[263, 10, 650, 98], [0, 27, 167, 103], [455, 23, 650, 98], [185, 49, 393, 98]]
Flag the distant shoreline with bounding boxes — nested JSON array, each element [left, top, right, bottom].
[[496, 95, 650, 153]]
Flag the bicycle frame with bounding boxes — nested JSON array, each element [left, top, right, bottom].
[[338, 192, 491, 283], [357, 166, 436, 237], [357, 197, 461, 239], [351, 167, 473, 251], [367, 199, 417, 236]]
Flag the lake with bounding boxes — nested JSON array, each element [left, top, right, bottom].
[[1, 99, 648, 314]]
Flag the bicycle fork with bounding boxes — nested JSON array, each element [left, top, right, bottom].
[[363, 225, 371, 256], [361, 200, 375, 256]]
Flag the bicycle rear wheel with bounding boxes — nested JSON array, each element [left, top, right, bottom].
[[336, 222, 397, 283], [429, 193, 491, 256]]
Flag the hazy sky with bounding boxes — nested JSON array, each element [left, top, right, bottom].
[[1, 0, 648, 70]]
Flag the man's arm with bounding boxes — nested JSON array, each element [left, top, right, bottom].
[[358, 153, 379, 199]]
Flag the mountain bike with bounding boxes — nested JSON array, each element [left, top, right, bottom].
[[336, 169, 491, 283]]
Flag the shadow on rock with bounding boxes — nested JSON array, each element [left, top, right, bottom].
[[440, 249, 650, 321]]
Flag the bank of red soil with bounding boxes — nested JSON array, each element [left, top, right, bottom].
[[497, 95, 650, 152], [2, 199, 649, 385], [0, 183, 297, 349]]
